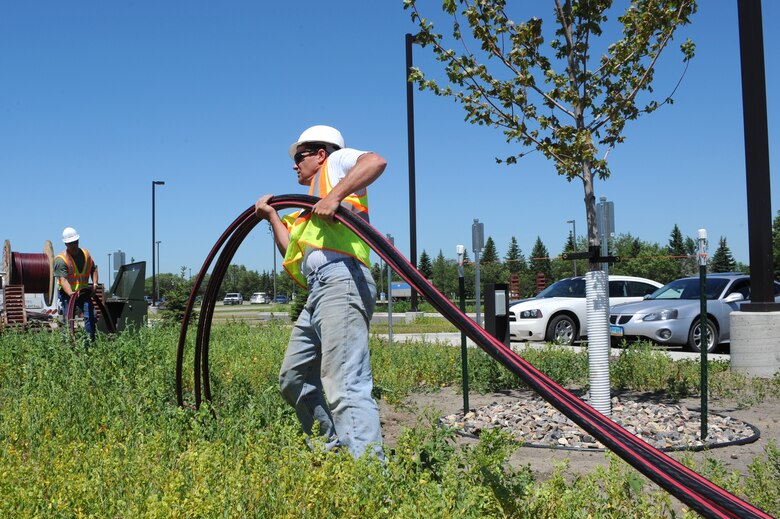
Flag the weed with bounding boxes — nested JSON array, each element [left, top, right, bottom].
[[0, 324, 777, 516]]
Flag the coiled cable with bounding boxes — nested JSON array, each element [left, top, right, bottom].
[[175, 195, 771, 519]]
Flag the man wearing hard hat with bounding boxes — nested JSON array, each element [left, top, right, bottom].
[[255, 125, 387, 460], [54, 227, 99, 341]]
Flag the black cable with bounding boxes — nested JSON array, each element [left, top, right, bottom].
[[175, 195, 771, 519]]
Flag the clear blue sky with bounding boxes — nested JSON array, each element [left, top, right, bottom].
[[1, 1, 777, 283]]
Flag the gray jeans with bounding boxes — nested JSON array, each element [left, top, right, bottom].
[[279, 257, 384, 459]]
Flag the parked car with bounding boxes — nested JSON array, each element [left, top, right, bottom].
[[508, 275, 663, 346], [250, 292, 268, 304], [273, 295, 289, 304], [609, 273, 780, 352], [223, 292, 243, 305]]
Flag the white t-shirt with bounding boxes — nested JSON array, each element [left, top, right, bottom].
[[301, 148, 369, 276]]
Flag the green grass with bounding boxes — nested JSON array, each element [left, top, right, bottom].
[[0, 324, 777, 517], [371, 316, 460, 335]]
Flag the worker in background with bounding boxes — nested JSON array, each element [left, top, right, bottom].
[[254, 125, 387, 460], [55, 227, 98, 341]]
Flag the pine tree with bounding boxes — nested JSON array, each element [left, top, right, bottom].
[[684, 237, 696, 256], [563, 231, 576, 253], [481, 236, 500, 265], [667, 224, 697, 278], [478, 237, 507, 286], [371, 263, 383, 291], [529, 237, 552, 291], [431, 250, 453, 296], [418, 250, 433, 279], [504, 236, 526, 275], [710, 237, 737, 273], [667, 224, 687, 256]]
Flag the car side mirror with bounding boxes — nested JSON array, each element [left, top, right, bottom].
[[643, 294, 651, 299], [724, 292, 745, 303]]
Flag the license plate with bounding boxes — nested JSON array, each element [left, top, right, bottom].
[[610, 325, 624, 337]]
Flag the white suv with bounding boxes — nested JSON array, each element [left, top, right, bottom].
[[223, 293, 243, 305], [509, 275, 662, 345]]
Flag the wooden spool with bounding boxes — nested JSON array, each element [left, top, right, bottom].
[[1, 239, 56, 306]]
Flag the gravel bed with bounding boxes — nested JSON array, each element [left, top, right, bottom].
[[440, 394, 759, 451]]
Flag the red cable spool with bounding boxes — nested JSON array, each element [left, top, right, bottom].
[[2, 239, 55, 306]]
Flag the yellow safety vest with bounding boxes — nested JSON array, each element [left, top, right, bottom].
[[282, 160, 371, 288], [56, 248, 94, 292]]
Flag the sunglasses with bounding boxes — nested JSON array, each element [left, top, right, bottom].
[[293, 150, 317, 164]]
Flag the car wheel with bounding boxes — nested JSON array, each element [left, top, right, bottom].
[[687, 318, 719, 353], [545, 314, 578, 346]]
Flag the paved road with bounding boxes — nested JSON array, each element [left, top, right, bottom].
[[374, 332, 730, 362]]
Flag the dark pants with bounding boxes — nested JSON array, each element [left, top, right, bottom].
[[59, 290, 96, 340]]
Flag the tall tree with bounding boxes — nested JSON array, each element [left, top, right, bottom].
[[667, 224, 697, 277], [529, 236, 552, 291], [432, 249, 458, 297], [564, 231, 576, 253], [479, 237, 507, 286], [504, 236, 526, 275], [710, 237, 737, 273], [667, 224, 687, 257], [406, 0, 696, 268], [371, 263, 384, 293], [418, 250, 433, 279], [481, 236, 500, 264], [609, 233, 679, 284]]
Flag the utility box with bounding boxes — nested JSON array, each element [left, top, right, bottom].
[[485, 283, 510, 346], [97, 261, 147, 333]]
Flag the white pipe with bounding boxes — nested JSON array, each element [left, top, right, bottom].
[[586, 270, 612, 416]]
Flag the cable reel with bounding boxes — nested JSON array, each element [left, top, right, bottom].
[[2, 239, 56, 306]]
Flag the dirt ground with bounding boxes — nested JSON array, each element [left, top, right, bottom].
[[379, 386, 780, 484]]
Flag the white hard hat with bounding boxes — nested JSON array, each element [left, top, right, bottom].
[[62, 227, 80, 243], [288, 125, 345, 159]]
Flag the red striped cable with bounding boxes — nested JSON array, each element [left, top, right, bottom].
[[175, 195, 772, 519]]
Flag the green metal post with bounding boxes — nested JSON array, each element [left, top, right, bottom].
[[459, 276, 469, 414], [457, 244, 469, 414], [698, 229, 708, 440], [699, 264, 708, 440]]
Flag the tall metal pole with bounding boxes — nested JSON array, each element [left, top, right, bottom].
[[155, 241, 161, 303], [151, 180, 165, 306], [697, 229, 709, 440], [567, 219, 577, 276], [457, 244, 469, 414], [737, 0, 779, 311], [473, 219, 484, 326], [107, 253, 111, 287], [405, 33, 419, 312]]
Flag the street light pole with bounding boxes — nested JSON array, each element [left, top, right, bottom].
[[567, 219, 577, 276], [155, 240, 161, 303], [151, 180, 165, 306], [406, 32, 419, 312]]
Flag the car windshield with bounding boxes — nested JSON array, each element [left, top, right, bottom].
[[648, 278, 731, 300], [535, 278, 586, 299]]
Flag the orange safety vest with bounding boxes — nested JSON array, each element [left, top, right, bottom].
[[282, 159, 371, 288], [56, 248, 95, 292]]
